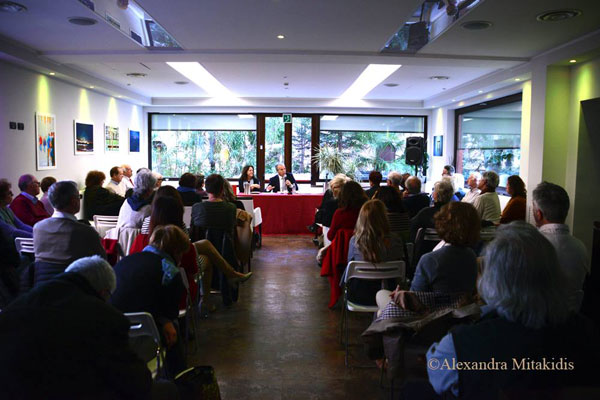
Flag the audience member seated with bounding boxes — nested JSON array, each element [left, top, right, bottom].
[[410, 202, 479, 292], [111, 225, 187, 378], [533, 182, 589, 310], [141, 186, 188, 235], [238, 165, 261, 193], [121, 163, 135, 190], [402, 176, 431, 218], [327, 181, 368, 242], [410, 178, 454, 242], [83, 170, 124, 220], [267, 163, 298, 193], [386, 171, 403, 191], [499, 175, 526, 224], [321, 174, 349, 228], [400, 172, 411, 193], [195, 173, 207, 197], [223, 179, 245, 210], [9, 174, 50, 226], [132, 192, 251, 308], [105, 166, 126, 197], [0, 256, 152, 399], [373, 185, 410, 240], [33, 181, 106, 286], [0, 227, 20, 307], [365, 170, 382, 198], [426, 222, 598, 398], [472, 170, 501, 225], [461, 171, 481, 204], [177, 172, 202, 206], [442, 164, 464, 200], [346, 199, 404, 305], [191, 174, 236, 236], [0, 179, 33, 239], [39, 176, 56, 215], [116, 169, 156, 229]]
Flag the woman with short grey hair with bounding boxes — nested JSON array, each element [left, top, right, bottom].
[[472, 170, 501, 224], [425, 222, 595, 398], [408, 177, 454, 242], [117, 169, 157, 229]]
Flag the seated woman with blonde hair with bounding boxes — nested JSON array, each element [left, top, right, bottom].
[[346, 199, 404, 305]]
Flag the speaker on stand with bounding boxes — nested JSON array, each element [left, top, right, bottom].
[[405, 137, 425, 176]]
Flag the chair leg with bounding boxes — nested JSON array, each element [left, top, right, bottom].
[[344, 305, 350, 366]]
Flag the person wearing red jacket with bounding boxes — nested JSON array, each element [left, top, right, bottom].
[[9, 174, 50, 226]]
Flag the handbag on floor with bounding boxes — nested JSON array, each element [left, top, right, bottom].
[[175, 366, 221, 400]]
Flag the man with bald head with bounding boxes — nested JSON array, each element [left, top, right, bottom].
[[9, 174, 50, 226], [121, 164, 134, 190]]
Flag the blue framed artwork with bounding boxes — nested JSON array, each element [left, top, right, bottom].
[[129, 129, 140, 153], [74, 120, 94, 155], [433, 135, 443, 157]]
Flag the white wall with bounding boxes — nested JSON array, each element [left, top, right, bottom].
[[0, 61, 147, 191], [427, 107, 455, 190]]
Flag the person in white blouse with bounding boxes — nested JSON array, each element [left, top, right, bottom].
[[461, 172, 481, 204]]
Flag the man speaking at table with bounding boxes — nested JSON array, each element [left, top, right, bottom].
[[267, 163, 299, 193]]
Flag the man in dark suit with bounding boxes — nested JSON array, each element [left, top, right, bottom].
[[402, 176, 431, 218], [33, 181, 106, 286], [267, 163, 298, 193]]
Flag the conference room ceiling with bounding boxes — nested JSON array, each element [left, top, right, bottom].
[[0, 0, 599, 105]]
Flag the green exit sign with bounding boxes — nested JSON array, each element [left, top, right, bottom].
[[282, 114, 292, 124]]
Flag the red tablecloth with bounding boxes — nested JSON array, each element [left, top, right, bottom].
[[243, 193, 323, 234]]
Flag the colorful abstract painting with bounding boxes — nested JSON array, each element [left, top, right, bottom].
[[104, 125, 120, 152], [36, 112, 56, 170]]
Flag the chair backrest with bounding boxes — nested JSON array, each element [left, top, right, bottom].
[[344, 260, 406, 284], [15, 237, 34, 255], [93, 215, 119, 238], [124, 311, 161, 344], [412, 228, 441, 272], [183, 206, 192, 229]]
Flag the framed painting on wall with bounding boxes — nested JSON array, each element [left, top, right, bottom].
[[74, 120, 94, 155], [35, 112, 57, 170], [129, 129, 140, 153], [433, 135, 443, 157], [104, 125, 120, 152]]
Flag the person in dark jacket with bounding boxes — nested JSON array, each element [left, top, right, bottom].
[[177, 172, 202, 206], [409, 178, 454, 242], [0, 256, 152, 399], [111, 224, 187, 378], [402, 176, 431, 218], [83, 170, 124, 220], [426, 222, 599, 399], [364, 170, 382, 198]]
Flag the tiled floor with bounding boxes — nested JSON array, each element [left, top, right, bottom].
[[188, 235, 394, 399]]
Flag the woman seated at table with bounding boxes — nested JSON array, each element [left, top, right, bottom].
[[238, 165, 261, 193], [327, 181, 368, 242], [410, 201, 479, 293], [346, 199, 404, 305], [83, 170, 124, 220]]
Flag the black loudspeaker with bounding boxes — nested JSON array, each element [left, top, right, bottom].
[[405, 137, 425, 166]]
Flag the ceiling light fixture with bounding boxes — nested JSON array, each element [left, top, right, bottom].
[[89, 86, 95, 89], [321, 115, 339, 121], [68, 16, 97, 26], [174, 81, 189, 85], [277, 34, 285, 39], [536, 9, 581, 22], [384, 83, 399, 87], [429, 76, 449, 80], [569, 59, 577, 63], [478, 90, 483, 93], [49, 72, 55, 76], [0, 1, 27, 13], [166, 62, 233, 97], [126, 72, 147, 78], [340, 64, 401, 99], [461, 21, 493, 30], [515, 78, 521, 81]]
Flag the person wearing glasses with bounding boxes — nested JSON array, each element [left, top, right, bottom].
[[9, 174, 50, 226]]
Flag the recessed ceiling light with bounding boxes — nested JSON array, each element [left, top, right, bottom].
[[429, 76, 449, 80], [515, 78, 521, 81], [126, 72, 147, 78], [536, 9, 581, 22], [384, 83, 399, 87], [89, 86, 95, 89], [340, 64, 401, 99], [68, 17, 97, 26], [49, 72, 55, 76], [174, 81, 189, 85], [277, 34, 285, 39], [478, 90, 483, 93], [452, 99, 456, 102], [0, 1, 27, 13], [569, 59, 577, 63], [461, 21, 493, 30], [166, 62, 234, 97]]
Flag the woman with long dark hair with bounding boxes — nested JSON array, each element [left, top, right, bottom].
[[499, 175, 526, 224], [238, 165, 261, 193]]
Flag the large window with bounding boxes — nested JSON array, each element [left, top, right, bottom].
[[319, 115, 426, 180], [455, 94, 522, 186], [150, 114, 256, 178]]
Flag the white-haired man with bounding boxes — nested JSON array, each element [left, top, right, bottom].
[[461, 172, 481, 204], [0, 256, 152, 398], [472, 170, 501, 224]]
